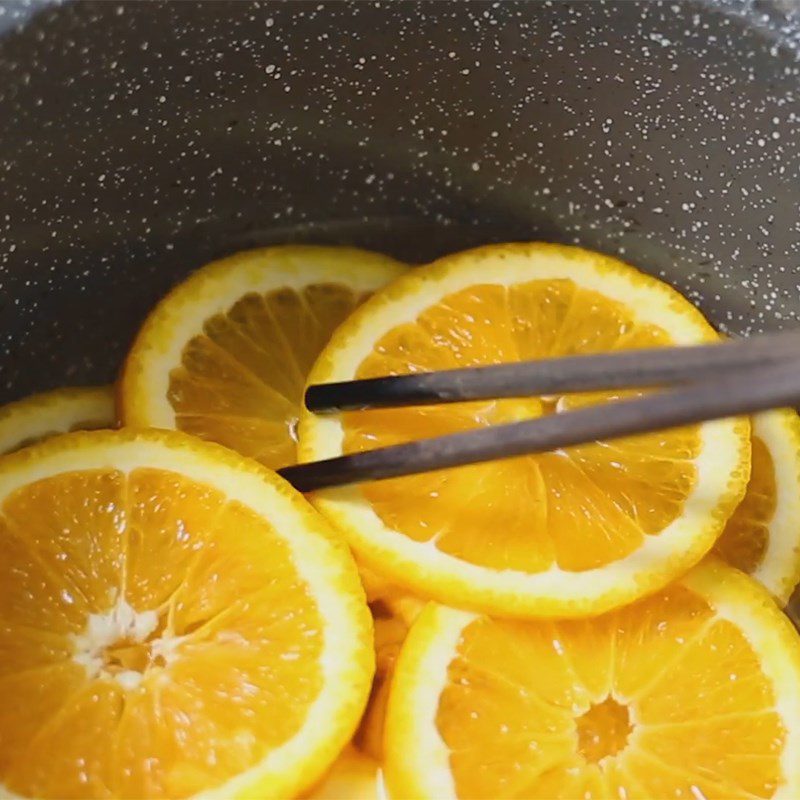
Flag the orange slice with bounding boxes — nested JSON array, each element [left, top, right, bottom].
[[119, 245, 405, 470], [0, 428, 373, 799], [0, 386, 115, 455], [385, 559, 800, 800], [715, 409, 800, 603], [299, 243, 750, 617]]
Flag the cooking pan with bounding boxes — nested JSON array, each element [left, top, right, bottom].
[[2, 0, 799, 405], [2, 0, 800, 792]]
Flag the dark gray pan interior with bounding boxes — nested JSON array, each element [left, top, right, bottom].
[[1, 0, 799, 404]]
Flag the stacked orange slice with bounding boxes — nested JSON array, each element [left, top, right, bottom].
[[3, 240, 799, 799], [120, 245, 405, 469], [385, 559, 800, 799], [299, 243, 752, 617], [0, 429, 373, 798]]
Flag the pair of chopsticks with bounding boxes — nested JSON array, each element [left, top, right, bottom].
[[278, 329, 800, 493]]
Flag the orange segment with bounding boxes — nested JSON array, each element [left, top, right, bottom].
[[617, 748, 757, 800], [301, 243, 750, 617], [121, 246, 406, 470], [433, 458, 553, 572], [507, 278, 577, 359], [385, 559, 800, 800], [537, 451, 645, 571], [417, 285, 520, 366], [354, 458, 554, 572], [0, 517, 88, 635], [635, 618, 777, 724], [0, 429, 373, 799], [522, 761, 606, 800], [168, 334, 299, 468], [166, 500, 307, 631], [3, 470, 127, 614], [611, 583, 714, 700], [633, 712, 786, 798], [124, 468, 227, 611], [0, 662, 87, 775], [563, 407, 702, 538], [546, 615, 617, 704], [6, 679, 125, 799], [0, 624, 73, 678]]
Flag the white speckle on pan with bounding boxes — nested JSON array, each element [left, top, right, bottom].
[[0, 0, 799, 399]]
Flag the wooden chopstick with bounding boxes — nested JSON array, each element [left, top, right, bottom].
[[280, 357, 800, 492], [305, 329, 800, 413]]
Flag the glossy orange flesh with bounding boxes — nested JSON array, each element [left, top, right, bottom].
[[169, 285, 370, 470], [438, 584, 785, 799], [0, 467, 324, 799], [343, 281, 701, 573]]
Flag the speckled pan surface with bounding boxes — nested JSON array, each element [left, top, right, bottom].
[[0, 0, 798, 402]]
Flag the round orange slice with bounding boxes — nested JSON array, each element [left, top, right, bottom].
[[714, 408, 800, 604], [119, 245, 405, 470], [299, 242, 750, 617], [0, 428, 373, 799], [0, 385, 115, 455], [385, 558, 800, 800]]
